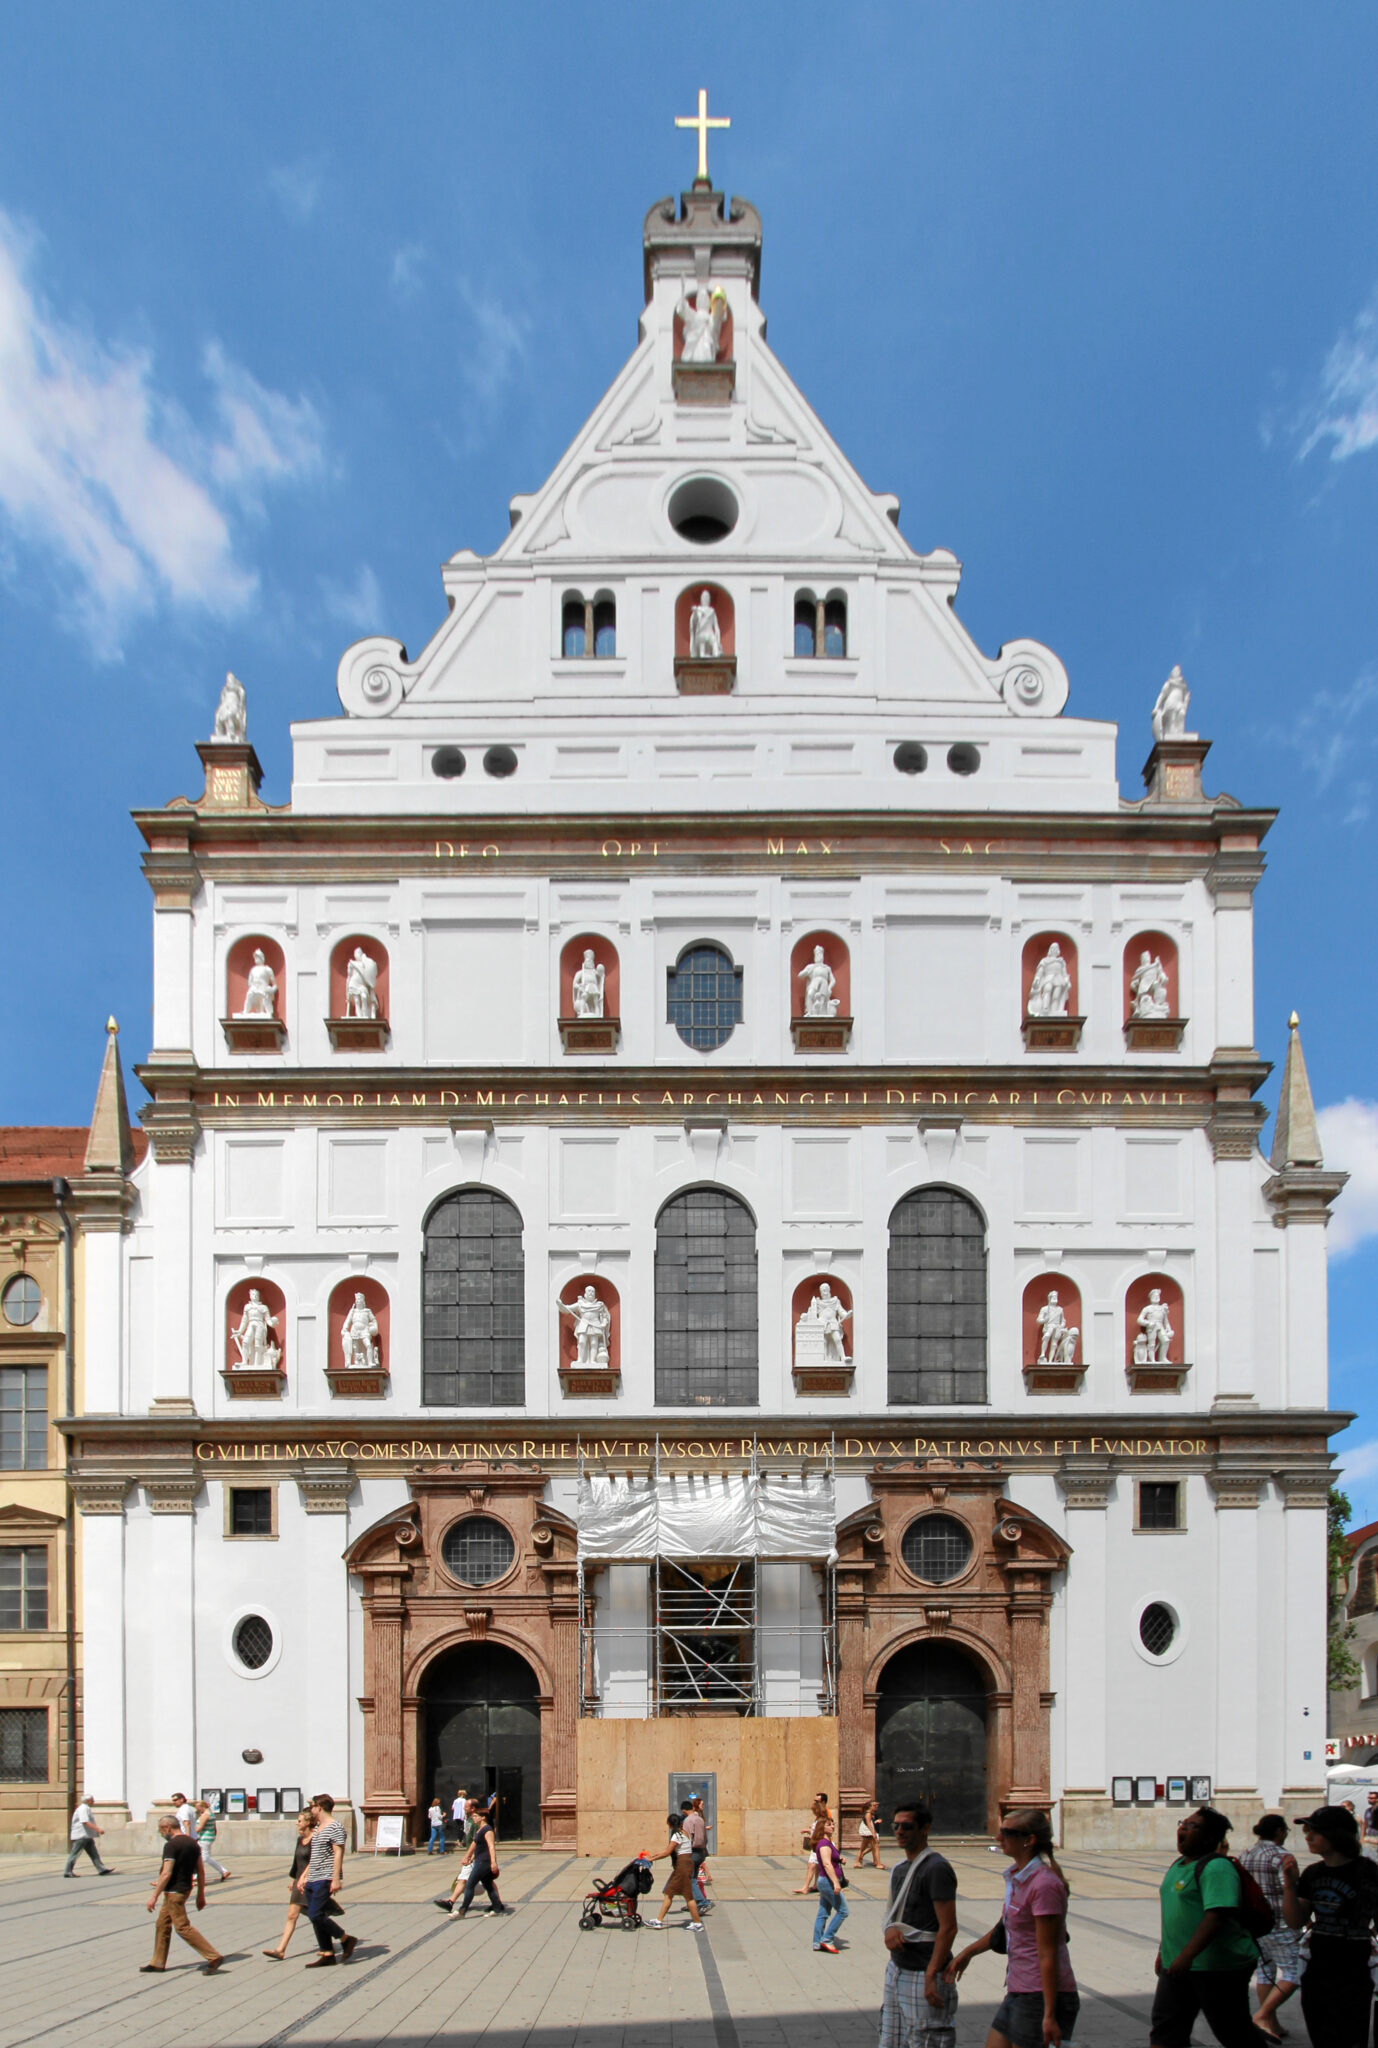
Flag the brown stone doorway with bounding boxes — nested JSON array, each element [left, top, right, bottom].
[[421, 1642, 542, 1840], [875, 1640, 989, 1834]]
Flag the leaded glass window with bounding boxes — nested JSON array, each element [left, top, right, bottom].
[[423, 1190, 525, 1407], [655, 1188, 758, 1406], [667, 944, 743, 1052], [441, 1516, 516, 1586], [887, 1187, 987, 1405], [900, 1514, 973, 1585], [0, 1708, 47, 1781]]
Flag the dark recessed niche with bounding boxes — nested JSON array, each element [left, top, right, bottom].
[[431, 746, 467, 779], [893, 742, 928, 775], [668, 475, 738, 545], [483, 745, 518, 778], [947, 743, 981, 776]]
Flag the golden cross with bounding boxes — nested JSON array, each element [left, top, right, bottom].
[[675, 88, 730, 186]]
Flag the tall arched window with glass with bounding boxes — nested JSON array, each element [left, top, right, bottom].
[[655, 1188, 758, 1406], [667, 943, 743, 1051], [423, 1190, 525, 1407], [887, 1187, 987, 1405]]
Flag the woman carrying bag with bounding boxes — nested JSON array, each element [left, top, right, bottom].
[[646, 1813, 704, 1932], [948, 1808, 1079, 2048], [812, 1818, 849, 1954]]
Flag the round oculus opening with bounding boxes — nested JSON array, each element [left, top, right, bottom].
[[893, 742, 928, 775], [483, 745, 518, 778], [441, 1515, 516, 1586], [233, 1614, 274, 1671], [2, 1275, 40, 1327], [900, 1512, 974, 1585], [668, 475, 738, 545], [947, 743, 981, 776], [1139, 1601, 1177, 1658], [431, 746, 467, 779]]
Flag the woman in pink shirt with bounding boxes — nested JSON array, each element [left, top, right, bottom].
[[948, 1807, 1078, 2048]]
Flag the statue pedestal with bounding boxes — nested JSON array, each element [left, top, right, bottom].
[[1021, 1015, 1085, 1052], [792, 1014, 853, 1052], [559, 1015, 620, 1054], [326, 1015, 390, 1051], [792, 1320, 854, 1396], [672, 359, 735, 405], [1124, 1016, 1186, 1050], [675, 655, 736, 696], [1141, 735, 1211, 803], [324, 1366, 389, 1398], [558, 1362, 620, 1398], [221, 1015, 287, 1053], [220, 1367, 287, 1400], [1023, 1358, 1086, 1393], [1126, 1359, 1190, 1394], [196, 740, 263, 811]]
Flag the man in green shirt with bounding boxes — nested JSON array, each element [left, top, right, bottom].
[[1152, 1807, 1269, 2046]]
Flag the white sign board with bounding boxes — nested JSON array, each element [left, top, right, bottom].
[[373, 1814, 406, 1854]]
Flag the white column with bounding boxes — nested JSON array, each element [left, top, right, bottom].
[[152, 1159, 194, 1407], [1208, 861, 1259, 1049], [80, 1228, 124, 1411], [152, 906, 194, 1052], [300, 1471, 353, 1794], [1283, 1217, 1331, 1408], [76, 1488, 130, 1812], [1209, 1475, 1261, 1797], [146, 1484, 198, 1798], [1213, 1156, 1255, 1398], [1280, 1480, 1329, 1803], [1056, 1467, 1109, 1806]]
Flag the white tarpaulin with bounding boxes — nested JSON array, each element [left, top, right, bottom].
[[577, 1471, 835, 1560]]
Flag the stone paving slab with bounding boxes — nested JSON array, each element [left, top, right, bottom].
[[0, 1851, 1164, 2046]]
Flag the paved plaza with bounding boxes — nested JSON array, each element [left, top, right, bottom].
[[0, 1846, 1169, 2047]]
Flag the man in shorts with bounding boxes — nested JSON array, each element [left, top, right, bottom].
[[1238, 1814, 1300, 2040], [878, 1802, 958, 2048]]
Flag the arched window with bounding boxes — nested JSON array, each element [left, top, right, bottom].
[[655, 1188, 758, 1406], [667, 943, 743, 1051], [793, 596, 816, 658], [887, 1187, 987, 1405], [423, 1190, 525, 1407], [561, 592, 617, 660], [593, 596, 617, 658], [823, 596, 847, 657], [561, 597, 586, 659]]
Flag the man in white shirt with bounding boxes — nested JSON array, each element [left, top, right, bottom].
[[64, 1793, 114, 1877], [173, 1791, 198, 1836], [451, 1790, 467, 1847]]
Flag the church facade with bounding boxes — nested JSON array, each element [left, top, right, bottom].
[[67, 174, 1344, 1852]]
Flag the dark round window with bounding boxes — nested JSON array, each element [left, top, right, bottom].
[[2, 1275, 40, 1327], [483, 745, 518, 778], [947, 743, 981, 776], [233, 1614, 274, 1670], [893, 742, 928, 775], [900, 1513, 974, 1585], [432, 746, 467, 779], [668, 475, 738, 544], [1139, 1602, 1177, 1657], [442, 1516, 516, 1586]]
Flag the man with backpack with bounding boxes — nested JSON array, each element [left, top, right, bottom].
[[878, 1802, 958, 2048], [1151, 1806, 1274, 2046]]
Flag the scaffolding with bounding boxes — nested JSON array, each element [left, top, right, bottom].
[[576, 1434, 838, 1718]]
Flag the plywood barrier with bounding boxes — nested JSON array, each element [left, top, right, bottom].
[[576, 1716, 839, 1858]]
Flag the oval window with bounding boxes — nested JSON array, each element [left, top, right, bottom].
[[483, 745, 518, 778], [900, 1513, 974, 1585], [2, 1275, 40, 1327], [1139, 1602, 1177, 1657], [233, 1614, 274, 1671], [668, 476, 738, 544], [947, 743, 981, 776], [432, 746, 467, 779], [893, 742, 928, 775], [442, 1515, 517, 1586]]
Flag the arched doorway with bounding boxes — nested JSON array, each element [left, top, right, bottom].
[[421, 1643, 541, 1841], [875, 1640, 988, 1834]]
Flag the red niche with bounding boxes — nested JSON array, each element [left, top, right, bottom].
[[1021, 933, 1079, 1017], [790, 932, 851, 1019], [673, 298, 734, 364], [329, 936, 390, 1022], [675, 584, 735, 657], [560, 935, 620, 1019], [790, 1274, 853, 1357], [1021, 1274, 1084, 1366], [225, 1277, 287, 1375], [327, 1275, 391, 1376], [1124, 1273, 1185, 1371], [557, 1274, 620, 1375], [1122, 933, 1179, 1022], [225, 935, 286, 1020]]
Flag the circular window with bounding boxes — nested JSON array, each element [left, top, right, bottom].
[[2, 1276, 40, 1327], [483, 745, 518, 778], [442, 1516, 516, 1586], [947, 743, 981, 776], [893, 742, 928, 775], [900, 1513, 974, 1585], [1139, 1601, 1177, 1658], [432, 746, 467, 779], [668, 476, 738, 545], [233, 1614, 274, 1671]]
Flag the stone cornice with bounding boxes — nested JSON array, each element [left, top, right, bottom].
[[297, 1462, 355, 1514], [1263, 1166, 1349, 1229]]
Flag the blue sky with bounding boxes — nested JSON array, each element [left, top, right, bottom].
[[2, 4, 1376, 1495]]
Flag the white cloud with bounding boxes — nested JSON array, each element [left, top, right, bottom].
[[267, 157, 325, 225], [0, 209, 324, 654], [1317, 1098, 1378, 1254], [457, 279, 529, 409], [1267, 663, 1378, 802], [1298, 287, 1378, 463], [390, 243, 426, 300], [319, 563, 383, 634], [1337, 1438, 1378, 1491]]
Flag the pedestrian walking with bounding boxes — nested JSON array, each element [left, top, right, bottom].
[[451, 1787, 467, 1844], [683, 1794, 710, 1910], [262, 1810, 334, 1960], [449, 1803, 510, 1918], [427, 1796, 446, 1854], [1150, 1805, 1266, 2048], [140, 1814, 223, 1975], [63, 1792, 113, 1877], [812, 1818, 849, 1954], [857, 1799, 882, 1870], [877, 1801, 959, 2048], [948, 1808, 1078, 2048], [1282, 1803, 1378, 2048], [794, 1792, 833, 1894], [171, 1790, 197, 1836], [195, 1800, 232, 1882], [646, 1812, 704, 1932], [1362, 1791, 1378, 1865], [301, 1793, 358, 1967], [1239, 1815, 1301, 2040]]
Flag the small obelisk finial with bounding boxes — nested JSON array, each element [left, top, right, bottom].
[[106, 1015, 118, 1035]]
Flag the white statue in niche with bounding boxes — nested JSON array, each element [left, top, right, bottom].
[[1129, 950, 1172, 1018], [688, 590, 722, 660], [1135, 1288, 1175, 1365], [341, 1291, 381, 1371], [345, 948, 380, 1019], [211, 671, 247, 742], [1035, 1290, 1067, 1363], [798, 945, 840, 1019], [676, 284, 728, 364], [796, 1283, 852, 1365], [1151, 665, 1191, 741], [557, 1284, 612, 1369], [237, 948, 278, 1018], [232, 1289, 280, 1373], [1026, 941, 1072, 1018], [571, 949, 606, 1018]]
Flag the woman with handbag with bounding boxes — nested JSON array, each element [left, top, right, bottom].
[[263, 1811, 336, 1960], [947, 1808, 1078, 2048], [646, 1813, 704, 1931], [812, 1818, 849, 1954], [449, 1808, 510, 1918]]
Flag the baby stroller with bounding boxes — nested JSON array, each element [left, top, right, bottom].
[[579, 1854, 654, 1930]]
